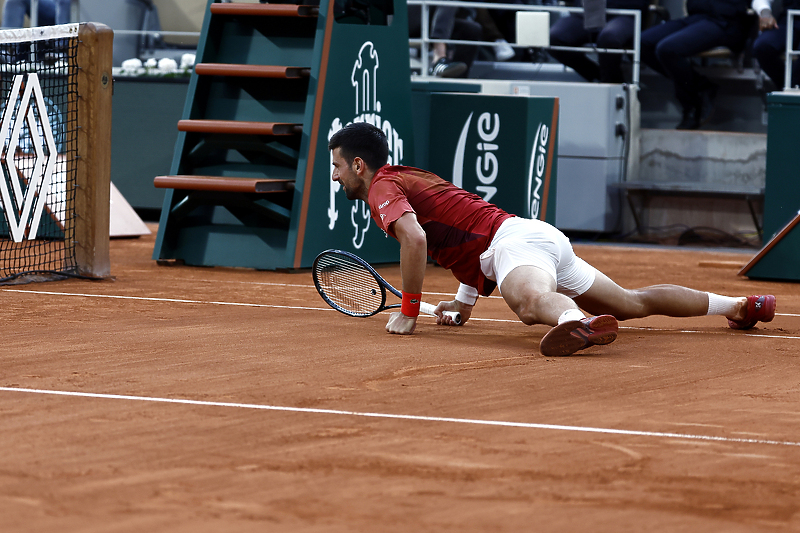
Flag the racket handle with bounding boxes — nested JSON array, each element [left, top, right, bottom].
[[419, 302, 462, 326]]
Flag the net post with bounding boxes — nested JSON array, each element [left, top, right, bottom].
[[74, 22, 113, 278]]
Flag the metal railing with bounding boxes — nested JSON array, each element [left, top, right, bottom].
[[407, 0, 643, 86], [786, 9, 800, 90]]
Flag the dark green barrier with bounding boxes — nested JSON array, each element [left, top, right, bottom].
[[740, 92, 800, 281], [424, 92, 559, 225], [291, 6, 417, 267]]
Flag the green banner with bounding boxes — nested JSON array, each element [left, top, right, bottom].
[[426, 93, 559, 225], [295, 8, 416, 266]]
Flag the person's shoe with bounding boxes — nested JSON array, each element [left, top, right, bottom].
[[696, 82, 718, 127], [676, 111, 700, 130], [676, 82, 718, 130], [494, 39, 515, 61], [727, 295, 776, 330], [539, 315, 618, 356], [429, 57, 468, 78]]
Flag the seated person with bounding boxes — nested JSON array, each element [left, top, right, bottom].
[[408, 3, 483, 78], [2, 0, 71, 28], [1, 0, 72, 64], [429, 6, 483, 77], [476, 7, 516, 61], [751, 0, 800, 90], [549, 0, 650, 83], [641, 0, 751, 130]]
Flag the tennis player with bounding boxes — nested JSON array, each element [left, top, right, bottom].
[[328, 122, 776, 356]]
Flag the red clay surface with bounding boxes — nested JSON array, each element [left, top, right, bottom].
[[2, 225, 800, 532]]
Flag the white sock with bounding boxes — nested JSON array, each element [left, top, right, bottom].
[[558, 308, 586, 325], [706, 293, 743, 316]]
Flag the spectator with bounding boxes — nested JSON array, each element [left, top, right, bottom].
[[476, 7, 516, 61], [549, 0, 649, 83], [752, 0, 800, 90], [2, 0, 71, 29], [641, 0, 751, 130], [427, 5, 483, 77], [1, 0, 72, 64]]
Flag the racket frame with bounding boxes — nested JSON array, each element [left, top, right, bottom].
[[312, 249, 461, 324], [312, 249, 394, 318]]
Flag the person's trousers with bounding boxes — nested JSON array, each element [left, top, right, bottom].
[[1, 0, 72, 28], [641, 14, 740, 110], [431, 6, 483, 67], [753, 23, 800, 89], [549, 13, 635, 83]]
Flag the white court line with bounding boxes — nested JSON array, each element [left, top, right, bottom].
[[1, 386, 799, 448], [190, 278, 506, 300], [183, 279, 800, 313], [1, 288, 330, 311], [4, 288, 800, 335]]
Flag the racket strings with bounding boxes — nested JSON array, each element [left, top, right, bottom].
[[314, 255, 384, 316]]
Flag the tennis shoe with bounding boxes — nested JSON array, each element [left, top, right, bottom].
[[727, 295, 776, 330], [429, 57, 467, 78], [494, 39, 515, 61], [539, 314, 618, 356]]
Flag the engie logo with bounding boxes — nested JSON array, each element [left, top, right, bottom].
[[452, 112, 500, 203], [527, 123, 549, 220], [327, 42, 407, 249]]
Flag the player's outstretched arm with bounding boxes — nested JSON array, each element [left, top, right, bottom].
[[435, 299, 473, 326], [386, 212, 428, 335]]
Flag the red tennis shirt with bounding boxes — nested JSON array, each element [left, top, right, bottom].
[[368, 165, 514, 296]]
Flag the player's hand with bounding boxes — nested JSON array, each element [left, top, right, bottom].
[[435, 299, 473, 326], [386, 312, 417, 334]]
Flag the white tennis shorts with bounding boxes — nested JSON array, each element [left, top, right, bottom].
[[479, 217, 596, 298]]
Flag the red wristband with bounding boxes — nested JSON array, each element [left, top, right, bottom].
[[401, 292, 422, 317]]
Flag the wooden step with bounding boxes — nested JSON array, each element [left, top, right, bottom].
[[210, 3, 319, 18], [154, 175, 295, 193], [194, 64, 310, 79], [177, 119, 302, 136]]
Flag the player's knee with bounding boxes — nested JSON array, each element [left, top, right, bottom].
[[513, 299, 545, 326], [618, 289, 649, 320]]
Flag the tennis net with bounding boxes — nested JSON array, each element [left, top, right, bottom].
[[0, 23, 112, 284]]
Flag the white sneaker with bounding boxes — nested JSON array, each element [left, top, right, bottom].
[[494, 39, 515, 62]]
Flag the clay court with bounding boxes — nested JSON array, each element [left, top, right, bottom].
[[2, 227, 799, 532]]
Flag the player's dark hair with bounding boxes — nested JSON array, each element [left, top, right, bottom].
[[328, 122, 389, 171]]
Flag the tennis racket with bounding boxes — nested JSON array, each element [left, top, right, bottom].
[[312, 249, 462, 325]]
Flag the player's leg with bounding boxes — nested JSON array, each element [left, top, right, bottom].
[[487, 218, 581, 327], [573, 270, 775, 329], [500, 264, 576, 327], [501, 266, 618, 356], [573, 270, 711, 320], [486, 218, 618, 356]]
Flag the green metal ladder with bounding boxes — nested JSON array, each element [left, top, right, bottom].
[[152, 0, 415, 270]]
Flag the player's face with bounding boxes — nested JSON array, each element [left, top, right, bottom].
[[331, 148, 364, 201]]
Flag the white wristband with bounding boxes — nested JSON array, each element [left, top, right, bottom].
[[455, 283, 478, 306]]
